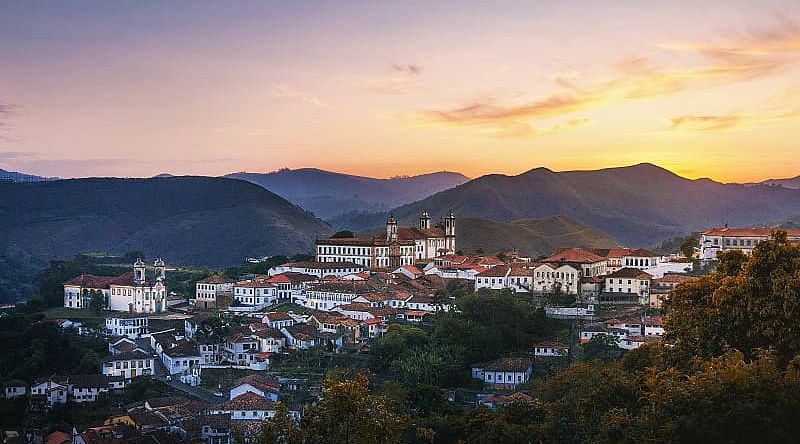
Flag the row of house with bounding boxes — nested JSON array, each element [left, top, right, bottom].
[[579, 316, 665, 350]]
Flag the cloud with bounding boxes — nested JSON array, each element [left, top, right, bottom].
[[493, 118, 590, 138], [668, 114, 742, 131], [404, 19, 800, 135], [391, 63, 422, 75], [271, 84, 329, 108]]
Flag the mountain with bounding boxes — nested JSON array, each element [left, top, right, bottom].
[[226, 168, 468, 219], [758, 176, 800, 189], [356, 163, 800, 247], [0, 168, 58, 182], [0, 176, 332, 272]]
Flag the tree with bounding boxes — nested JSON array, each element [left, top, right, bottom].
[[679, 236, 697, 259], [330, 230, 355, 239], [665, 231, 800, 366], [88, 290, 105, 315], [300, 374, 407, 444], [581, 334, 621, 362], [258, 402, 300, 444]]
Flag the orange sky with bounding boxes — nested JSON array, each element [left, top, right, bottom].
[[1, 1, 799, 183]]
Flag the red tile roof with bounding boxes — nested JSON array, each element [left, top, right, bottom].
[[702, 227, 800, 237], [216, 391, 274, 411], [544, 248, 605, 264]]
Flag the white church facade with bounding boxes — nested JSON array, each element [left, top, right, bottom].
[[63, 258, 167, 314]]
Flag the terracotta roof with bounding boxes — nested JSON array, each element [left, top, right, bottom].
[[484, 357, 532, 372], [477, 265, 510, 277], [163, 340, 200, 358], [591, 248, 657, 258], [544, 248, 605, 264], [306, 281, 374, 294], [63, 274, 118, 289], [315, 236, 415, 246], [267, 272, 318, 284], [233, 374, 280, 394], [197, 275, 234, 285], [68, 374, 109, 389], [103, 350, 153, 363], [264, 312, 293, 321], [533, 341, 570, 349], [643, 316, 664, 326], [46, 432, 72, 444], [656, 273, 695, 284], [605, 268, 653, 279], [217, 391, 274, 410]]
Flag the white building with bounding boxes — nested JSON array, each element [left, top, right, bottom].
[[543, 248, 608, 279], [395, 211, 457, 260], [232, 278, 276, 311], [601, 268, 653, 304], [299, 281, 376, 311], [471, 357, 532, 389], [105, 315, 148, 338], [531, 263, 581, 295], [101, 350, 155, 379], [64, 258, 167, 314], [229, 374, 281, 402], [700, 226, 800, 260], [67, 375, 110, 403], [314, 216, 420, 268], [533, 341, 570, 357], [3, 380, 26, 399], [269, 261, 365, 278], [208, 392, 276, 421], [195, 275, 235, 309]]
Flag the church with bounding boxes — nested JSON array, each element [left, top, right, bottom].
[[63, 258, 167, 313], [315, 211, 456, 267]]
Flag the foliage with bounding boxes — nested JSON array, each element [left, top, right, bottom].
[[195, 316, 231, 344], [330, 230, 355, 239], [88, 289, 105, 315], [665, 231, 800, 366], [581, 334, 622, 362]]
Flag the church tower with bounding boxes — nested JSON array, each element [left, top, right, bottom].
[[419, 211, 431, 229], [386, 214, 398, 242], [154, 258, 166, 282], [443, 210, 456, 252], [133, 258, 147, 285]]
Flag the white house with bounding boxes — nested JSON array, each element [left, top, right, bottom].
[[269, 261, 365, 279], [67, 374, 110, 403], [479, 357, 532, 389], [208, 392, 277, 421], [531, 263, 581, 295], [601, 268, 652, 305], [232, 278, 276, 311], [161, 340, 202, 385], [533, 341, 570, 357], [101, 350, 155, 379], [3, 380, 26, 399], [229, 374, 281, 402], [105, 315, 148, 338], [31, 376, 68, 407], [195, 275, 235, 309]]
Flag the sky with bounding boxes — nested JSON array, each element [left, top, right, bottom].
[[1, 0, 799, 182]]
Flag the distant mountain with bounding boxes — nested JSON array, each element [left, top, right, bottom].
[[0, 176, 331, 276], [757, 176, 800, 189], [347, 163, 800, 247], [226, 168, 468, 219], [0, 168, 58, 182]]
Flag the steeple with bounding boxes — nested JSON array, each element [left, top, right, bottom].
[[133, 258, 146, 285], [153, 258, 166, 282], [386, 214, 398, 242], [419, 211, 431, 229]]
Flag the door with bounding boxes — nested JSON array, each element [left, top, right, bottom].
[[131, 368, 136, 378]]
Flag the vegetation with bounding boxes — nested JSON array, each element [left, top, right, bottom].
[[256, 231, 800, 443]]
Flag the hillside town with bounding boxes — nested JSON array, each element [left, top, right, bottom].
[[0, 213, 791, 443]]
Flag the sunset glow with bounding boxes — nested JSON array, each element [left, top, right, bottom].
[[1, 0, 799, 182]]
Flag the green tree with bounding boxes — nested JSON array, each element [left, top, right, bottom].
[[88, 289, 105, 315], [582, 334, 622, 362], [300, 374, 407, 444], [258, 402, 300, 444], [679, 235, 697, 259], [330, 230, 355, 239]]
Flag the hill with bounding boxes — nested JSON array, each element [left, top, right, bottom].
[[758, 175, 800, 189], [0, 177, 332, 300], [358, 216, 617, 257], [0, 168, 58, 182], [226, 168, 468, 219], [350, 163, 800, 247]]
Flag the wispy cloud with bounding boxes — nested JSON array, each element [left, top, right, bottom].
[[404, 20, 800, 136], [493, 118, 590, 138], [391, 63, 422, 75], [271, 83, 329, 108], [668, 114, 742, 131]]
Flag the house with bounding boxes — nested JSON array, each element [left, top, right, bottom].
[[530, 263, 582, 295], [601, 268, 653, 305], [162, 340, 202, 385], [105, 314, 149, 338], [232, 278, 276, 311], [249, 326, 286, 354], [208, 392, 277, 421], [195, 275, 235, 309], [261, 312, 296, 329], [102, 350, 155, 379], [533, 341, 570, 357], [106, 410, 169, 433], [643, 316, 665, 336], [590, 248, 660, 272], [222, 332, 267, 370], [308, 312, 362, 342], [3, 380, 26, 399], [299, 281, 377, 311], [579, 323, 628, 344], [650, 273, 695, 308], [543, 248, 608, 279], [67, 374, 110, 403], [480, 357, 533, 389], [700, 226, 800, 260], [281, 324, 343, 350], [64, 258, 167, 313], [393, 265, 424, 280], [264, 272, 317, 301], [475, 265, 512, 291], [31, 376, 68, 407], [229, 374, 281, 401]]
